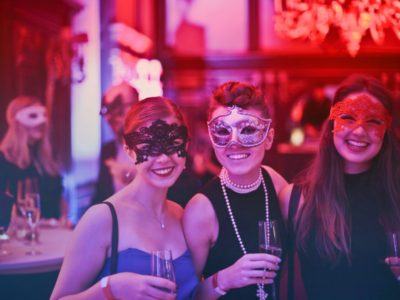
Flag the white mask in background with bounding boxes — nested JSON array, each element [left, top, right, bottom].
[[15, 106, 47, 127]]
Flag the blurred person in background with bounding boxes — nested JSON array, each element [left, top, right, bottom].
[[91, 81, 140, 205], [291, 83, 331, 141], [0, 95, 67, 222], [51, 97, 198, 300]]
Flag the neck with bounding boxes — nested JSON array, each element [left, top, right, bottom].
[[227, 168, 262, 186], [344, 161, 372, 174], [220, 167, 262, 193]]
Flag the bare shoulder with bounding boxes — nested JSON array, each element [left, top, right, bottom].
[[184, 193, 215, 222], [278, 183, 294, 222], [262, 165, 288, 194], [183, 193, 216, 238], [72, 202, 113, 246]]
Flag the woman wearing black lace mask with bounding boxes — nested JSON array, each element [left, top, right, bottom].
[[52, 97, 198, 300]]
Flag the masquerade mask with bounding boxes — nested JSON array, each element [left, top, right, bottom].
[[207, 105, 271, 148], [124, 119, 188, 164], [329, 94, 392, 138], [15, 106, 47, 127]]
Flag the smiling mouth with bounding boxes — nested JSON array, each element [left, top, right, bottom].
[[152, 167, 175, 177], [226, 153, 250, 160], [346, 139, 369, 149]]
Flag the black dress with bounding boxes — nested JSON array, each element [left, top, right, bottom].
[[298, 170, 400, 300], [0, 152, 63, 219], [202, 168, 286, 299]]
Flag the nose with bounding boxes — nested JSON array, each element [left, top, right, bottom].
[[155, 153, 171, 163], [351, 122, 368, 135], [224, 129, 242, 149]]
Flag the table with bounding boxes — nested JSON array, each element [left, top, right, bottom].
[[0, 226, 73, 274]]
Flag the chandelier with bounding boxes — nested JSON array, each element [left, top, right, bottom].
[[274, 0, 400, 57]]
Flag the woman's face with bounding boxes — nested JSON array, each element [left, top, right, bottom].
[[331, 92, 389, 173], [127, 116, 187, 189], [208, 105, 273, 176], [15, 104, 47, 143]]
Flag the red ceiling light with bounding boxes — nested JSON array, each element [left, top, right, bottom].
[[274, 0, 400, 57]]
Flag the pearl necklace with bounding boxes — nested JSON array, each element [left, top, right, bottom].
[[220, 168, 262, 194], [220, 169, 270, 300]]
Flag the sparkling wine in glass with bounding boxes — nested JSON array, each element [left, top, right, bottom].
[[151, 250, 176, 293], [386, 232, 400, 281], [259, 220, 282, 257], [17, 179, 41, 255], [258, 220, 282, 300]]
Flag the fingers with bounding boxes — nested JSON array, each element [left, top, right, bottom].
[[145, 285, 176, 300], [242, 268, 277, 280], [246, 253, 281, 264], [146, 276, 176, 297], [243, 259, 280, 271]]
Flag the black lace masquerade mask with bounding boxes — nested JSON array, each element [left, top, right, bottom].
[[124, 119, 188, 164]]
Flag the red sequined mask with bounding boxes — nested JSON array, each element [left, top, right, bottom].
[[329, 94, 391, 138]]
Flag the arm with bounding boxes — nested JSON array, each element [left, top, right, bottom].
[[278, 183, 305, 225], [50, 204, 112, 299], [51, 204, 177, 300], [183, 193, 216, 278], [183, 194, 280, 300]]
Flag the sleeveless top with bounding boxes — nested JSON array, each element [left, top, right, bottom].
[[96, 202, 198, 300], [298, 170, 400, 300], [202, 168, 286, 299], [0, 152, 63, 219]]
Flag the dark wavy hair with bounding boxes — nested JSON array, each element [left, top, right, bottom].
[[208, 81, 272, 120], [296, 74, 400, 264]]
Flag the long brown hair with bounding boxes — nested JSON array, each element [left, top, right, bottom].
[[296, 74, 400, 264], [0, 96, 59, 175]]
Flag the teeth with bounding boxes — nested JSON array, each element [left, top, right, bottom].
[[227, 153, 249, 160], [347, 140, 368, 147], [153, 167, 173, 175]]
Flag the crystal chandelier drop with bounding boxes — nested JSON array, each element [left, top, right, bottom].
[[274, 0, 400, 57]]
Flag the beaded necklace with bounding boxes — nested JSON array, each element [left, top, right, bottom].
[[220, 168, 270, 300], [220, 167, 262, 193]]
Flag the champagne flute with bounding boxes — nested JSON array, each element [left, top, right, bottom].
[[17, 179, 42, 255], [259, 220, 282, 300], [151, 250, 176, 293], [386, 232, 400, 281]]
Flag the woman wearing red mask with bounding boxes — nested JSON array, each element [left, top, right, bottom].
[[280, 75, 400, 300]]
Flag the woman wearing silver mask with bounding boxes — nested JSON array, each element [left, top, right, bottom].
[[183, 82, 288, 299], [51, 97, 198, 300]]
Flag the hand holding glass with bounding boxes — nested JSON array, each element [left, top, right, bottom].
[[151, 250, 176, 294], [386, 232, 400, 281]]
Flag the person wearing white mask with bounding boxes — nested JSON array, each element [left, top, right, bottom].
[[0, 95, 66, 221]]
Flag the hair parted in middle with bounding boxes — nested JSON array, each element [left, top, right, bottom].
[[124, 96, 187, 137]]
